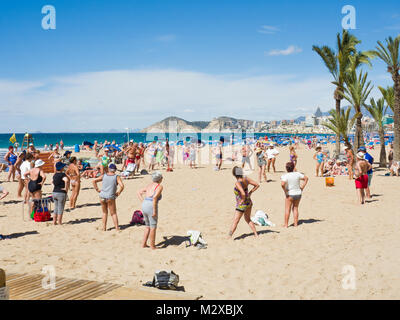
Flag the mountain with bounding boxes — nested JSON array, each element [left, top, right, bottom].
[[140, 116, 206, 133]]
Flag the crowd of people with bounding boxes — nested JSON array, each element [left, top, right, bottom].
[[0, 134, 396, 243]]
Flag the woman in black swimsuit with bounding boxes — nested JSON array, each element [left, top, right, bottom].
[[26, 160, 46, 213]]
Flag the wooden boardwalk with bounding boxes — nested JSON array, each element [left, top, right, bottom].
[[6, 273, 122, 300], [5, 273, 202, 300]]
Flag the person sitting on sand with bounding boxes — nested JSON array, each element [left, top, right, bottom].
[[228, 166, 259, 238], [323, 159, 334, 176], [137, 171, 164, 249], [280, 162, 308, 228], [52, 162, 70, 225], [313, 146, 327, 177], [390, 160, 400, 176], [332, 160, 342, 176], [93, 163, 124, 231], [354, 152, 372, 205]]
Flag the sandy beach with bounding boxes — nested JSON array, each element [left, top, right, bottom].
[[1, 145, 399, 300]]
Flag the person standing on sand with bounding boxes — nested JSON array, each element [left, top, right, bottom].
[[266, 144, 279, 173], [289, 146, 298, 171], [215, 141, 223, 170], [66, 157, 81, 209], [228, 166, 259, 238], [137, 172, 163, 249], [18, 153, 33, 203], [358, 146, 374, 200], [52, 162, 70, 225], [4, 146, 17, 182], [354, 152, 372, 205], [25, 160, 46, 214], [313, 146, 327, 177], [241, 143, 253, 170], [93, 163, 124, 231], [256, 147, 267, 183], [280, 162, 308, 228], [345, 146, 354, 180]]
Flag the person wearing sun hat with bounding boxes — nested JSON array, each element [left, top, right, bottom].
[[354, 151, 372, 205]]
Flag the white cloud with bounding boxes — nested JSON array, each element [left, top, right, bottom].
[[156, 34, 176, 42], [258, 25, 279, 34], [0, 69, 339, 132], [266, 45, 303, 56]]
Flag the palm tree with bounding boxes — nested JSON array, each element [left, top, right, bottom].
[[378, 85, 395, 112], [371, 36, 400, 161], [313, 30, 372, 157], [340, 70, 373, 153], [365, 98, 387, 167], [322, 107, 356, 148]]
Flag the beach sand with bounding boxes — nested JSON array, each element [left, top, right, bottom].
[[1, 145, 399, 299]]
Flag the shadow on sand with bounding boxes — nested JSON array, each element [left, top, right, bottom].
[[234, 229, 279, 240], [66, 217, 100, 225], [156, 235, 190, 248], [5, 230, 39, 239]]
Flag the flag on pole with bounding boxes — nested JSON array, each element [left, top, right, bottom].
[[9, 133, 16, 144]]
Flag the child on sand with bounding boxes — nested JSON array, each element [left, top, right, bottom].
[[289, 146, 298, 171], [228, 166, 259, 238]]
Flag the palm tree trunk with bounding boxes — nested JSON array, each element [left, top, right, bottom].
[[378, 127, 387, 167], [335, 98, 341, 158], [354, 113, 364, 153], [393, 75, 400, 162]]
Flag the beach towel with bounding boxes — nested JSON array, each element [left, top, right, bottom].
[[251, 210, 275, 227]]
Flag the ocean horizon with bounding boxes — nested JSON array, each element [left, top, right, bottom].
[[0, 132, 336, 150]]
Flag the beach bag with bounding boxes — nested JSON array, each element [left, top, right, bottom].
[[153, 270, 179, 290], [33, 207, 51, 222], [325, 177, 335, 187], [130, 210, 145, 225]]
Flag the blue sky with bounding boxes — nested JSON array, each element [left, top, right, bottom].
[[0, 0, 399, 132]]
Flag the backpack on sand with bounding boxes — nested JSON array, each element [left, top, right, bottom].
[[130, 210, 145, 225], [152, 270, 179, 290]]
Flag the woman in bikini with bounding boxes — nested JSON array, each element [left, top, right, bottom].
[[66, 157, 81, 209], [229, 166, 259, 238], [49, 148, 62, 172]]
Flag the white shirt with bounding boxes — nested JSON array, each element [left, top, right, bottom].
[[281, 172, 304, 196], [20, 160, 32, 179], [266, 148, 279, 159]]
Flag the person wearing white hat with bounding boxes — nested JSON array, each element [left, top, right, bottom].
[[25, 159, 46, 213], [266, 143, 279, 173]]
